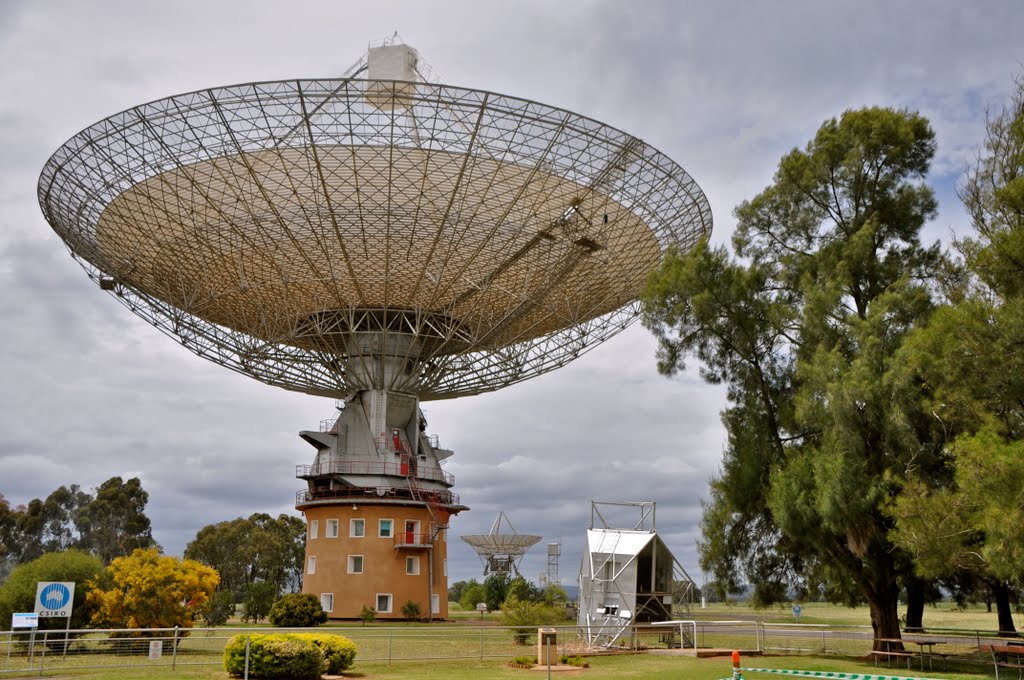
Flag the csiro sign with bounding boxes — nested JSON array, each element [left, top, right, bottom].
[[34, 581, 75, 618]]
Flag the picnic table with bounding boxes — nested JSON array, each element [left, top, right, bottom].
[[906, 639, 946, 670], [870, 639, 915, 669], [982, 643, 1024, 680]]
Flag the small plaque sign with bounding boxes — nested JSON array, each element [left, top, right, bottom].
[[11, 613, 39, 629]]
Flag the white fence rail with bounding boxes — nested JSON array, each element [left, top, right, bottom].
[[0, 621, 1008, 677]]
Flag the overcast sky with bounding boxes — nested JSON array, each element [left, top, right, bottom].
[[2, 1, 1023, 588]]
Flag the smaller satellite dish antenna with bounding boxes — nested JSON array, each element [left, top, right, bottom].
[[460, 512, 541, 577]]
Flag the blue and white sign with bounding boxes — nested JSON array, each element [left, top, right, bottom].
[[34, 581, 75, 618], [792, 604, 802, 619]]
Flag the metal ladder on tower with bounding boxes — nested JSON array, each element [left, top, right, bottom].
[[405, 470, 447, 542]]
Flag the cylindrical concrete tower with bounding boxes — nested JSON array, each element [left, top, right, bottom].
[[296, 392, 466, 620]]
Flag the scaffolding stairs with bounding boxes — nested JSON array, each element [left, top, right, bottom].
[[405, 470, 446, 542]]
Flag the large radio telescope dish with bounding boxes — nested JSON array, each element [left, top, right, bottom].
[[461, 511, 542, 577], [38, 45, 711, 401]]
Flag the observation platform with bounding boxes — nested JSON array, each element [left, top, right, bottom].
[[295, 485, 463, 511], [296, 460, 454, 486]]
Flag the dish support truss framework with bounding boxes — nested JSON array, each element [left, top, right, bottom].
[[37, 71, 712, 401]]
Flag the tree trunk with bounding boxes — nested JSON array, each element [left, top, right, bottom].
[[868, 596, 904, 650], [904, 578, 925, 632], [862, 559, 903, 651], [992, 581, 1019, 637]]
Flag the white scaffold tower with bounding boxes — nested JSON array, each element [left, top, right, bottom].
[[577, 501, 695, 648]]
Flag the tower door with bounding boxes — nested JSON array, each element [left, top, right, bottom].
[[405, 520, 420, 543]]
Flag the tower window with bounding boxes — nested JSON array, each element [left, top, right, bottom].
[[376, 593, 393, 613], [325, 519, 339, 538], [309, 520, 318, 539], [307, 556, 316, 574], [379, 518, 393, 538], [406, 556, 420, 575], [348, 555, 364, 574], [350, 518, 365, 537], [320, 593, 333, 613]]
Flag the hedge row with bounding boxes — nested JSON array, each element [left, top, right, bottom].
[[224, 632, 357, 678]]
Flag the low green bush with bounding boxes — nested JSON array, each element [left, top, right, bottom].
[[499, 596, 568, 644], [400, 599, 422, 621], [268, 593, 328, 627], [290, 633, 357, 674], [224, 632, 356, 678], [224, 634, 323, 679], [560, 654, 587, 667]]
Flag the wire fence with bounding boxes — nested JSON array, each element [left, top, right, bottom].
[[0, 621, 1010, 677]]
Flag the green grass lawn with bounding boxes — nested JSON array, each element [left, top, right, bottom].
[[8, 601, 1014, 680], [22, 652, 994, 680], [693, 600, 1020, 632]]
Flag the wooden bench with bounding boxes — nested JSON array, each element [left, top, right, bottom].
[[869, 649, 915, 669], [983, 644, 1024, 680]]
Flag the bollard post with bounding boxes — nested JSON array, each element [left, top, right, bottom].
[[479, 626, 484, 660], [243, 634, 251, 680], [547, 633, 552, 680], [732, 649, 743, 680]]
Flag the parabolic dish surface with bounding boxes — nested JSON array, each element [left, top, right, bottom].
[[39, 78, 712, 399]]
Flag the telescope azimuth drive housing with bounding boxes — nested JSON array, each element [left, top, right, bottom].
[[38, 42, 711, 620]]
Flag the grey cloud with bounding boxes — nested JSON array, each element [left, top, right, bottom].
[[3, 0, 1024, 585]]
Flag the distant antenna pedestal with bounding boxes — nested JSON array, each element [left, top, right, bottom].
[[461, 512, 541, 577]]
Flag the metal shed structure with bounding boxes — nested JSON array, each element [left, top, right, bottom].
[[577, 501, 694, 647]]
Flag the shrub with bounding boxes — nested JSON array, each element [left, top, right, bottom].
[[87, 548, 219, 633], [0, 550, 102, 639], [224, 634, 323, 679], [400, 599, 421, 621], [359, 605, 376, 625], [242, 581, 277, 623], [201, 590, 235, 627], [268, 593, 327, 627], [561, 654, 587, 667], [458, 582, 486, 611], [500, 596, 568, 644], [290, 633, 357, 674]]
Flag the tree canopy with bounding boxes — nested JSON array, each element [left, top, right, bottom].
[[87, 547, 219, 631], [0, 549, 103, 632], [643, 106, 944, 644], [0, 477, 156, 578], [888, 73, 1024, 634], [184, 513, 305, 600]]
